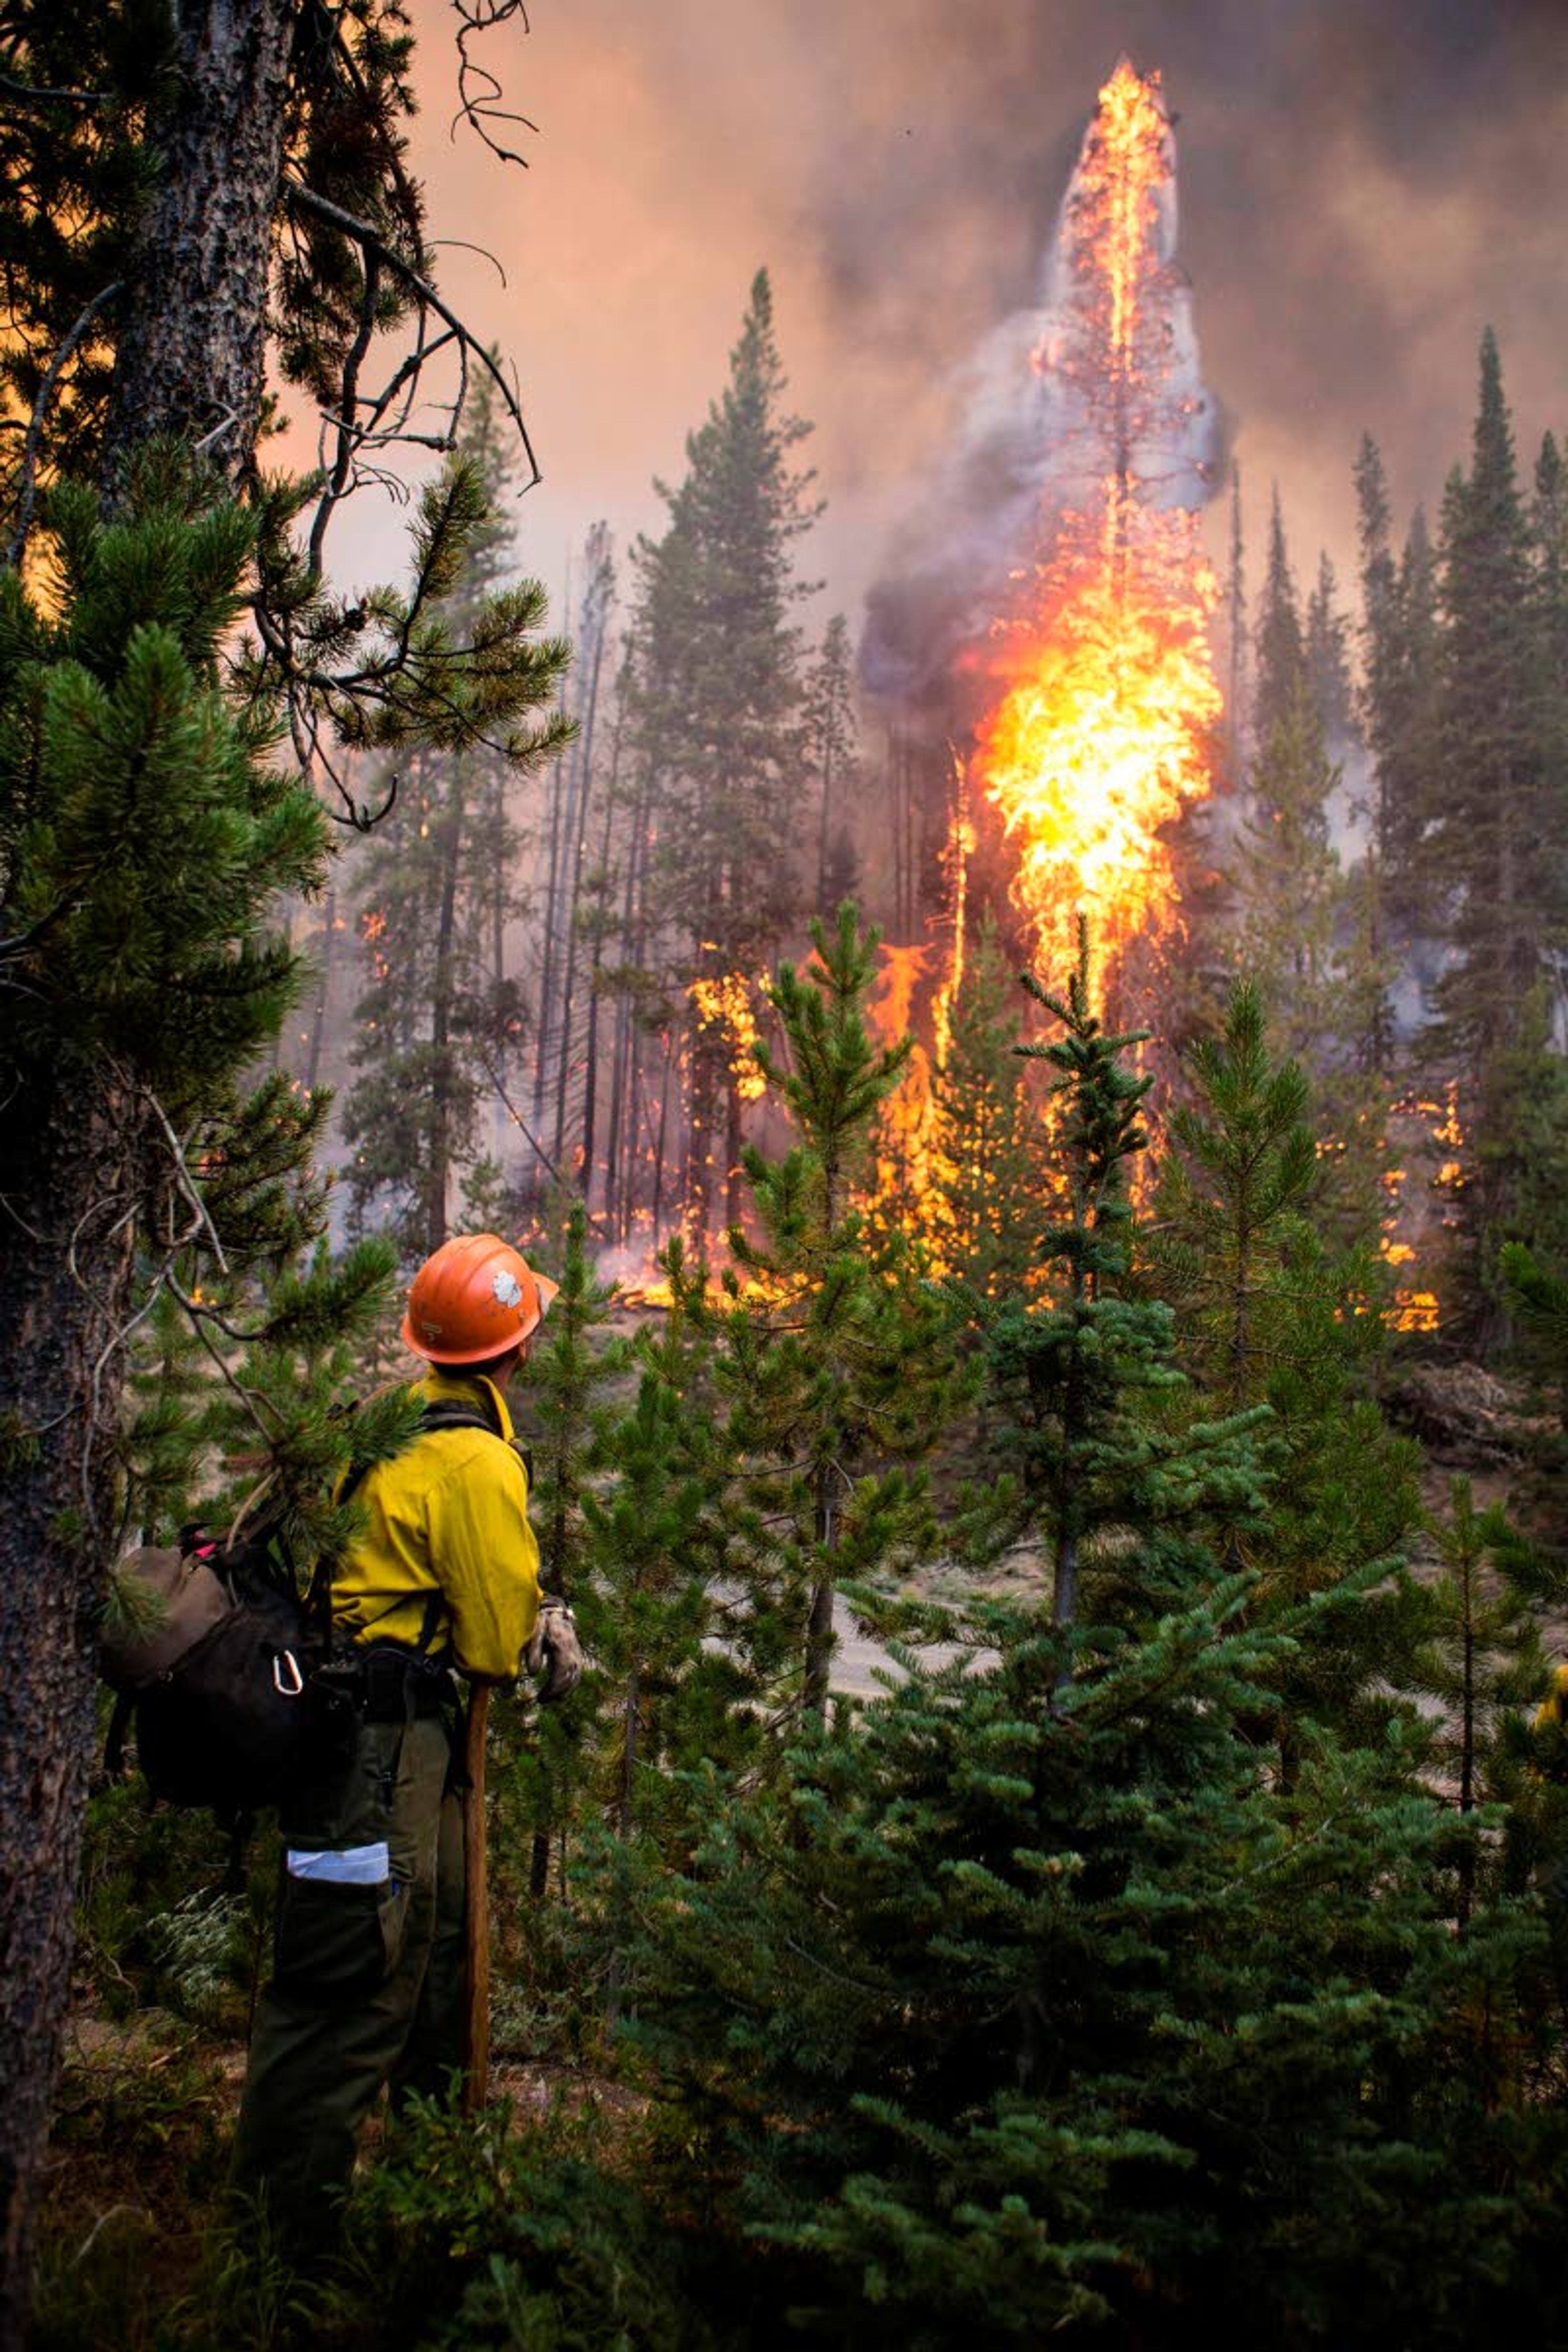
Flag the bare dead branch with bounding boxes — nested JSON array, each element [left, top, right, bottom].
[[280, 177, 541, 492], [192, 406, 239, 458], [276, 675, 400, 831], [140, 1087, 229, 1276], [168, 1274, 287, 1442], [0, 70, 108, 106], [428, 239, 509, 287], [307, 247, 383, 581], [450, 0, 539, 172], [471, 1039, 567, 1188]]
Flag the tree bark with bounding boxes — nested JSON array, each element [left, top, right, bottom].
[[0, 1083, 150, 2344], [0, 6, 297, 2332], [104, 0, 297, 487]]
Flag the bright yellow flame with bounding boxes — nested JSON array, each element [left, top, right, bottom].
[[976, 60, 1222, 988], [688, 970, 767, 1102]]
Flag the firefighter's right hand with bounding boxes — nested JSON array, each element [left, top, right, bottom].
[[524, 1597, 584, 1702]]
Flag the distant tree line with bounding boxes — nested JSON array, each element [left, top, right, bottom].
[[1210, 328, 1568, 1348]]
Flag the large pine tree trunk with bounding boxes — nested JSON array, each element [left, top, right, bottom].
[[0, 7, 295, 2332], [104, 0, 296, 482], [0, 1084, 149, 2341]]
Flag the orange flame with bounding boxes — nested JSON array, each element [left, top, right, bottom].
[[976, 61, 1222, 989], [688, 969, 767, 1102]]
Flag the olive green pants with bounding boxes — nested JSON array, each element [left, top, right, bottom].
[[232, 1706, 465, 2231]]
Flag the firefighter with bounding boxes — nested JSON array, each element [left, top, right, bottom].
[[232, 1233, 582, 2236]]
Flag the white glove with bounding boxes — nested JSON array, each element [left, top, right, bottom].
[[524, 1597, 584, 1702]]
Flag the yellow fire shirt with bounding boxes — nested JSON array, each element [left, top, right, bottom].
[[330, 1370, 541, 1678]]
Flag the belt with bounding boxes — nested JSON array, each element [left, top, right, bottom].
[[350, 1642, 458, 1723]]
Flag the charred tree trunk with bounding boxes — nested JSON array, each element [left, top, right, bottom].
[[605, 762, 653, 1241], [552, 570, 608, 1176], [425, 782, 467, 1254], [303, 881, 340, 1095], [580, 704, 624, 1211], [724, 1078, 744, 1235], [532, 690, 570, 1135], [0, 9, 294, 2332]]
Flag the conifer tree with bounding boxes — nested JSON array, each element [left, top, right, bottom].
[[1500, 1240, 1568, 1562], [1355, 437, 1441, 950], [804, 611, 860, 913], [1224, 458, 1248, 766], [978, 926, 1263, 1634], [1148, 980, 1423, 1755], [340, 382, 570, 1254], [1430, 331, 1567, 1336], [1305, 549, 1357, 747], [532, 521, 617, 1183], [1252, 487, 1307, 763], [1230, 676, 1348, 1066], [625, 271, 820, 1232], [619, 981, 1556, 2344], [724, 903, 961, 1715], [0, 3, 573, 2312], [577, 1241, 767, 1860], [1420, 1479, 1548, 1828], [0, 469, 334, 2293], [929, 912, 1053, 1300]]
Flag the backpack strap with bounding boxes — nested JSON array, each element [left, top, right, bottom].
[[418, 1395, 534, 1483], [411, 1392, 535, 1655]]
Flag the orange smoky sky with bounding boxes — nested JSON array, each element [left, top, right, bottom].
[[311, 0, 1568, 647]]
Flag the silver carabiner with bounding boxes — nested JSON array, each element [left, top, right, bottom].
[[273, 1650, 305, 1698]]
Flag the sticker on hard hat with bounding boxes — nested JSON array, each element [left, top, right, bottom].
[[492, 1270, 525, 1309]]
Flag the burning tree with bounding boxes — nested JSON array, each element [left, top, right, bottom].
[[975, 60, 1223, 1014]]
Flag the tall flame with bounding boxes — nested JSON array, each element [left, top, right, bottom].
[[977, 60, 1222, 989]]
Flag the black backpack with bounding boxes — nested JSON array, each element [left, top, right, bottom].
[[100, 1516, 336, 1818], [99, 1396, 519, 1819]]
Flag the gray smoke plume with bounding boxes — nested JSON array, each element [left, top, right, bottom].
[[860, 62, 1229, 714]]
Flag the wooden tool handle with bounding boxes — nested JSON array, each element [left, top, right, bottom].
[[461, 1680, 491, 2115]]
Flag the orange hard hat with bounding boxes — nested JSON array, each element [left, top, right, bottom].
[[401, 1234, 559, 1365]]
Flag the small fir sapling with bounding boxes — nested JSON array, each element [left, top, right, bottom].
[[928, 910, 1057, 1303], [492, 1202, 627, 1902], [724, 902, 967, 1717], [971, 922, 1266, 1637]]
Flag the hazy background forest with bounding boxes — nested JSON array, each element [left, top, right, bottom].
[[10, 2, 1568, 2347]]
